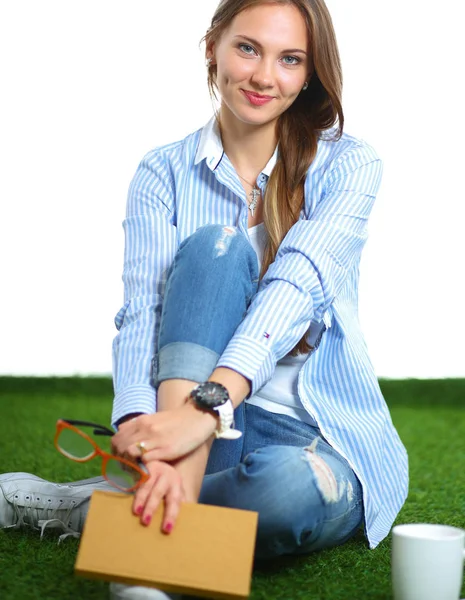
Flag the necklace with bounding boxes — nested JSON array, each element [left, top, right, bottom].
[[236, 172, 261, 217], [216, 118, 262, 217]]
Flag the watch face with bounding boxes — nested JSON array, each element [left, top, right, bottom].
[[191, 382, 229, 409]]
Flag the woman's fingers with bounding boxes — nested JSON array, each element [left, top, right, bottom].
[[141, 446, 179, 463], [112, 405, 217, 463], [141, 474, 169, 526], [161, 482, 184, 533], [132, 462, 184, 534], [132, 472, 160, 517]]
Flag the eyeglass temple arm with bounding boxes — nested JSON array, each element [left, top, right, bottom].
[[60, 418, 115, 436]]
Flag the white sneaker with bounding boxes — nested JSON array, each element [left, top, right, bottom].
[[109, 582, 182, 600], [0, 472, 117, 542]]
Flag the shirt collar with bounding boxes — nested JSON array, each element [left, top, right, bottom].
[[194, 116, 278, 177]]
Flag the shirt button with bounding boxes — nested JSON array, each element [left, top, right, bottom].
[[260, 175, 266, 181]]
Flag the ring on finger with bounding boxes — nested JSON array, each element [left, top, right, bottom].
[[136, 441, 148, 455]]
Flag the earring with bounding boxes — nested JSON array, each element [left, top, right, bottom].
[[302, 82, 308, 91], [206, 58, 213, 68]]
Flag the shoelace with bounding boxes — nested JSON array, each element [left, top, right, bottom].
[[7, 498, 81, 544], [38, 518, 80, 543]]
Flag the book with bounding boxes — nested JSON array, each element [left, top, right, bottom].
[[75, 490, 258, 599]]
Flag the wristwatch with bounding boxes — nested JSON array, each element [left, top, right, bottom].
[[188, 382, 242, 440]]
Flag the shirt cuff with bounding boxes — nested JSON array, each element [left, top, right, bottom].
[[111, 384, 156, 431], [216, 334, 277, 395]]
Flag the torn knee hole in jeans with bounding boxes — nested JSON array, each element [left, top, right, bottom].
[[302, 438, 354, 504], [215, 226, 237, 257]]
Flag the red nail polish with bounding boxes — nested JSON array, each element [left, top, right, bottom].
[[144, 515, 152, 526], [135, 505, 143, 515], [164, 522, 173, 533]]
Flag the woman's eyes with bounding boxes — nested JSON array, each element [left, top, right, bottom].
[[238, 43, 301, 65], [239, 43, 256, 55], [282, 56, 300, 66]]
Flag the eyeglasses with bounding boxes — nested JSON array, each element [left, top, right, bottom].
[[54, 419, 149, 493]]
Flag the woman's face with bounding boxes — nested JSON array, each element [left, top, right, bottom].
[[209, 2, 310, 128]]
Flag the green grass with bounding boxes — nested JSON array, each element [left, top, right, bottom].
[[0, 377, 464, 600]]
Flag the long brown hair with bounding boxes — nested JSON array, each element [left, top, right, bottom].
[[201, 0, 343, 354]]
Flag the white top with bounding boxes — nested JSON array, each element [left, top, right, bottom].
[[247, 223, 317, 427]]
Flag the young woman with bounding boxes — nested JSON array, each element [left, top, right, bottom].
[[0, 1, 408, 599]]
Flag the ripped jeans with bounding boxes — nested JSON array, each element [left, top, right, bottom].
[[156, 225, 364, 559]]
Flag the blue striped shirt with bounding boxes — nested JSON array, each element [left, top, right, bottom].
[[112, 116, 408, 549]]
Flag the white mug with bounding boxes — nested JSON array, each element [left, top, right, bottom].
[[392, 523, 465, 600]]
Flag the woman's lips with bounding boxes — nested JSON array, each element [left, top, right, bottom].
[[241, 90, 274, 106]]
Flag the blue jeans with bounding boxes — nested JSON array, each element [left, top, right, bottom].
[[156, 225, 363, 559]]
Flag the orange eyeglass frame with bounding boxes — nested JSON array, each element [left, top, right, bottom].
[[54, 418, 149, 493]]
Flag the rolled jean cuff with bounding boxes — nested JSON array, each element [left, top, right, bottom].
[[156, 342, 219, 386]]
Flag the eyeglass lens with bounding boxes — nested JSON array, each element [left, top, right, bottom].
[[57, 426, 95, 460], [57, 426, 142, 491]]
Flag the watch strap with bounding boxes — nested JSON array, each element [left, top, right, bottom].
[[213, 399, 242, 440]]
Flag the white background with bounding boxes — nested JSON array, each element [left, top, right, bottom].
[[1, 1, 463, 378]]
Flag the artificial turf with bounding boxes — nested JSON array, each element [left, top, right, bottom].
[[0, 377, 464, 600]]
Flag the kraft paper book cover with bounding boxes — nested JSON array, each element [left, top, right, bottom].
[[75, 490, 258, 600]]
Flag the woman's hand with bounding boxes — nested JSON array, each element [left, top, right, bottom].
[[132, 459, 185, 533], [111, 401, 218, 463]]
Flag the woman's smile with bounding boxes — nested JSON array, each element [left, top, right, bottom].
[[241, 89, 275, 106]]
